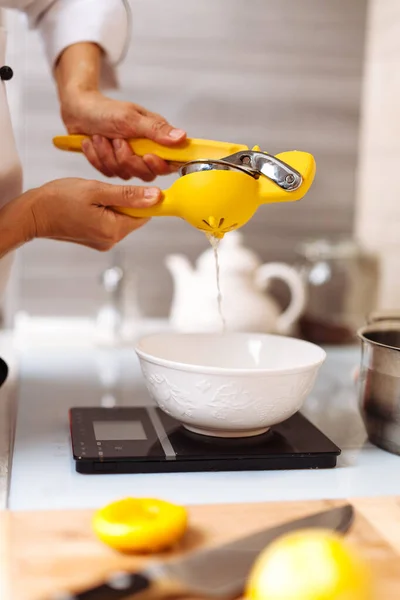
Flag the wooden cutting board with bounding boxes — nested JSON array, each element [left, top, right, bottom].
[[3, 497, 400, 600]]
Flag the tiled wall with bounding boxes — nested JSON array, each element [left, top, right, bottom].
[[6, 0, 367, 317], [355, 0, 400, 308]]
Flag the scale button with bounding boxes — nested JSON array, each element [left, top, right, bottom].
[[97, 442, 102, 446]]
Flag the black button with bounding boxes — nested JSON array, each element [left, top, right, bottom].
[[0, 66, 13, 81]]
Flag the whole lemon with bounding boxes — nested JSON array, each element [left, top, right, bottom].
[[246, 528, 374, 600]]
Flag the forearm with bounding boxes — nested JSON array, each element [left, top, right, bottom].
[[31, 0, 129, 92], [0, 194, 36, 259], [55, 42, 102, 102]]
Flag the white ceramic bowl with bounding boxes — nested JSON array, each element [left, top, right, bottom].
[[135, 333, 326, 438]]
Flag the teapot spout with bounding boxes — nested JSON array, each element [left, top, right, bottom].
[[165, 254, 195, 286]]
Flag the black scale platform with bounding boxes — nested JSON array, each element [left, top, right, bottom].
[[70, 406, 341, 474]]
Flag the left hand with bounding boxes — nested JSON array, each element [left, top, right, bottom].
[[61, 91, 187, 181]]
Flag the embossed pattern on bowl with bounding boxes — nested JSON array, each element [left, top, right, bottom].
[[136, 333, 326, 438]]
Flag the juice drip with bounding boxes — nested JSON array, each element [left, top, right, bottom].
[[206, 234, 226, 332]]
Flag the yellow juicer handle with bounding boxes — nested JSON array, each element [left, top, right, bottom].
[[114, 189, 176, 219], [257, 150, 316, 205], [52, 135, 248, 164]]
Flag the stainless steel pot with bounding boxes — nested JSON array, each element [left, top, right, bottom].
[[0, 356, 7, 388], [357, 314, 400, 454]]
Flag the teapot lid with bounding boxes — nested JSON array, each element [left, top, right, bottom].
[[196, 231, 261, 273]]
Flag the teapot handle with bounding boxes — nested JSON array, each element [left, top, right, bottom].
[[255, 263, 307, 335]]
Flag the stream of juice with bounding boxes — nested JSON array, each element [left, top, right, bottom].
[[206, 234, 226, 332]]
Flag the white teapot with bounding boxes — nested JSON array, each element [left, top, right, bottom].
[[165, 231, 307, 335]]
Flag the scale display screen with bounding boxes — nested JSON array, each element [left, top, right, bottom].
[[93, 420, 147, 441]]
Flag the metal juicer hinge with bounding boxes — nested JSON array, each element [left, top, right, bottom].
[[179, 150, 303, 191], [223, 150, 303, 191]]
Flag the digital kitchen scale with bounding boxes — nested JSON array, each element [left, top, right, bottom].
[[70, 407, 341, 474]]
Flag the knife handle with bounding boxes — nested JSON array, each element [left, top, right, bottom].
[[52, 135, 248, 163], [51, 572, 151, 600], [50, 569, 182, 600]]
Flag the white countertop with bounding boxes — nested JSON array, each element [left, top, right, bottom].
[[3, 320, 400, 511]]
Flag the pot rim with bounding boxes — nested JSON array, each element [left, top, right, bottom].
[[357, 320, 400, 353]]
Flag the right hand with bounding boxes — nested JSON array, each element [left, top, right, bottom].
[[61, 92, 186, 181], [55, 44, 186, 182], [24, 178, 161, 251]]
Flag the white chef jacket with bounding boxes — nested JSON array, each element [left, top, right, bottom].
[[0, 0, 130, 306]]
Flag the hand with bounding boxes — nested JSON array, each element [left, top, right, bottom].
[[24, 179, 161, 251], [55, 43, 187, 181], [61, 92, 186, 181]]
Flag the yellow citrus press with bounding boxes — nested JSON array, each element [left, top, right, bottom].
[[53, 136, 316, 238]]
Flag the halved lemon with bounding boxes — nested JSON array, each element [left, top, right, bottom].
[[92, 497, 188, 553], [246, 528, 374, 600]]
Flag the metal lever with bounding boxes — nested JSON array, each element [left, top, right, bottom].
[[223, 150, 303, 191]]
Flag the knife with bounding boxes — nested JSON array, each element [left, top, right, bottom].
[[50, 504, 354, 600]]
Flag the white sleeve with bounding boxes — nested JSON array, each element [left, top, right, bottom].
[[25, 0, 131, 88]]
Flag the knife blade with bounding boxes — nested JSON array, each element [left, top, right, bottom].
[[50, 504, 354, 600]]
